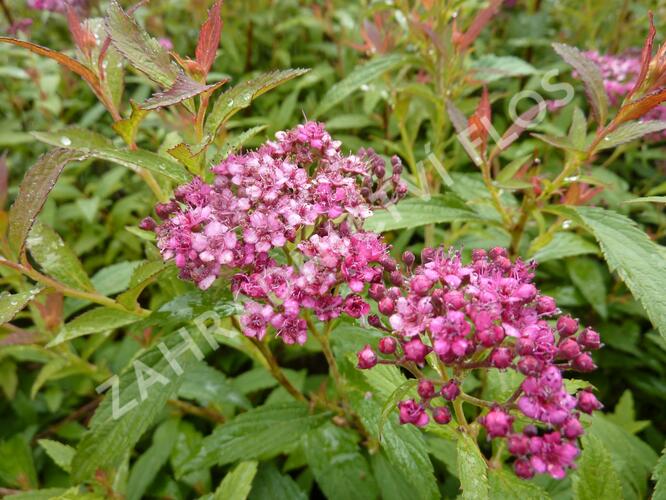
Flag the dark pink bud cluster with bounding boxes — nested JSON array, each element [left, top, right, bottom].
[[356, 247, 603, 480], [148, 122, 406, 344]]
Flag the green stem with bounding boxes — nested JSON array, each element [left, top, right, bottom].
[[250, 337, 307, 402]]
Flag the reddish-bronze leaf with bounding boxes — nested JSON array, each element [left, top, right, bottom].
[[617, 88, 666, 123], [0, 37, 116, 114], [66, 6, 95, 59], [195, 0, 223, 77], [468, 86, 491, 155], [454, 0, 503, 52], [627, 12, 656, 101]]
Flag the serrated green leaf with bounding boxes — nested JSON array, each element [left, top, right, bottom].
[[48, 307, 142, 347], [0, 435, 37, 488], [557, 206, 666, 340], [214, 125, 267, 163], [624, 196, 666, 204], [566, 256, 607, 318], [488, 468, 550, 499], [8, 148, 87, 255], [587, 414, 657, 499], [116, 261, 168, 309], [370, 451, 416, 500], [71, 326, 221, 482], [205, 69, 309, 137], [178, 362, 251, 409], [142, 74, 227, 110], [572, 435, 623, 500], [552, 43, 608, 125], [597, 120, 666, 150], [496, 154, 532, 184], [247, 462, 307, 500], [469, 55, 537, 82], [314, 54, 402, 117], [457, 433, 489, 500], [304, 423, 378, 500], [37, 439, 75, 473], [26, 222, 94, 292], [606, 390, 650, 434], [213, 461, 258, 500], [530, 232, 598, 263], [0, 287, 42, 325], [653, 448, 666, 500], [105, 0, 178, 88], [183, 403, 328, 473], [531, 132, 584, 152], [126, 419, 179, 500], [364, 195, 480, 232], [3, 489, 69, 499], [33, 129, 190, 183]]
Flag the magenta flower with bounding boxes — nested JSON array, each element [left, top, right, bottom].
[[398, 400, 429, 427]]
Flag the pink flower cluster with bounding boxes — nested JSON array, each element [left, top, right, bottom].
[[145, 122, 406, 343], [356, 247, 602, 480], [585, 50, 666, 136]]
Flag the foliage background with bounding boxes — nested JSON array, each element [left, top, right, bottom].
[[1, 0, 666, 498]]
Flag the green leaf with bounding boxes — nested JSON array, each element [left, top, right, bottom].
[[624, 196, 666, 204], [112, 101, 149, 147], [70, 326, 219, 482], [552, 43, 608, 125], [456, 433, 489, 500], [32, 129, 191, 183], [105, 0, 178, 88], [605, 390, 650, 434], [3, 489, 69, 499], [572, 435, 623, 500], [214, 125, 267, 163], [370, 451, 416, 500], [0, 435, 37, 488], [530, 232, 598, 263], [559, 206, 666, 340], [488, 468, 550, 499], [183, 403, 328, 473], [205, 69, 309, 137], [26, 222, 94, 292], [213, 461, 258, 500], [0, 287, 42, 325], [587, 414, 658, 499], [37, 439, 75, 473], [116, 261, 168, 309], [314, 54, 402, 117], [248, 462, 307, 500], [653, 448, 666, 500], [364, 195, 480, 232], [304, 423, 378, 500], [496, 154, 533, 184], [48, 307, 142, 347], [178, 362, 251, 409], [8, 148, 87, 255], [566, 256, 607, 318], [597, 120, 666, 150], [126, 419, 179, 500], [531, 133, 584, 152], [469, 55, 537, 82], [167, 142, 206, 174]]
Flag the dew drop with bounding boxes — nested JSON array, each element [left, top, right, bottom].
[[60, 137, 72, 146]]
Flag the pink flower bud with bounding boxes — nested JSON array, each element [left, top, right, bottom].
[[418, 379, 435, 399], [432, 406, 452, 424], [440, 380, 460, 401], [410, 275, 433, 295], [357, 345, 377, 369], [403, 337, 430, 364], [515, 283, 537, 301], [577, 328, 601, 350], [480, 408, 514, 438], [557, 315, 579, 336], [517, 355, 542, 375], [562, 417, 584, 439], [343, 294, 370, 318], [378, 297, 395, 315], [507, 434, 530, 456], [398, 400, 429, 427], [577, 389, 602, 414], [514, 458, 535, 479], [490, 347, 513, 369], [536, 295, 557, 314], [572, 353, 596, 372], [557, 338, 581, 360], [378, 336, 397, 354], [402, 251, 415, 267], [368, 283, 386, 301]]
